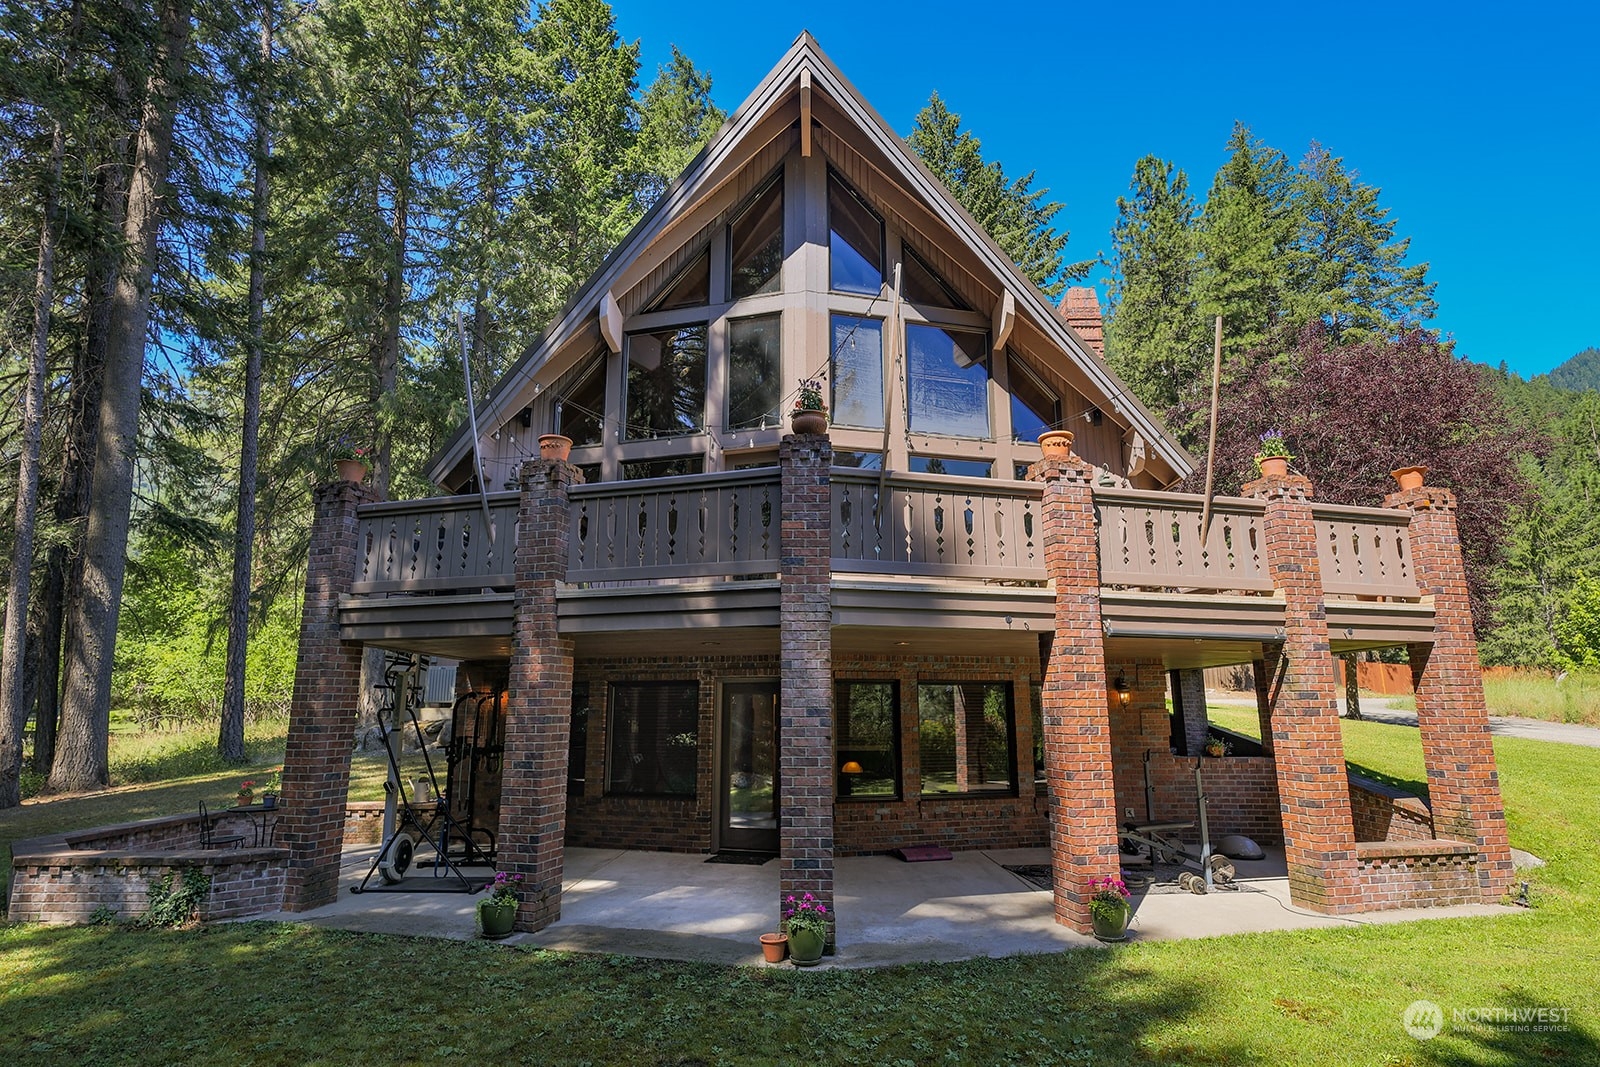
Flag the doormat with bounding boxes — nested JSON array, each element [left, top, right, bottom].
[[893, 845, 952, 862], [705, 852, 775, 865]]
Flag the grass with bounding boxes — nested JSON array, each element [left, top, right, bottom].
[[1379, 670, 1600, 728], [3, 719, 1599, 1064]]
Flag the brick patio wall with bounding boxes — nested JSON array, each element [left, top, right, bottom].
[[1348, 774, 1435, 843], [1354, 840, 1480, 909]]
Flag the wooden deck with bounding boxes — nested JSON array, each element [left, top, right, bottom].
[[338, 469, 1432, 662]]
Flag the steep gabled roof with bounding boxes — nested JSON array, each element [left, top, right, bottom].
[[428, 31, 1192, 485]]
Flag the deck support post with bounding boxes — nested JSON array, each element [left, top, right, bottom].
[[778, 431, 835, 947], [501, 457, 583, 932], [281, 479, 378, 911], [1245, 470, 1361, 913], [1386, 482, 1514, 903], [1029, 455, 1119, 933]]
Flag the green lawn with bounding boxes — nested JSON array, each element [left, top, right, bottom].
[[3, 720, 1597, 1065]]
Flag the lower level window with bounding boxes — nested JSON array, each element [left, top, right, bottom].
[[919, 682, 1015, 794], [607, 681, 699, 796], [836, 681, 899, 798]]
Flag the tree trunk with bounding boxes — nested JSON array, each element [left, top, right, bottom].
[[220, 8, 273, 763], [1343, 652, 1362, 721], [51, 0, 192, 793], [0, 88, 69, 808]]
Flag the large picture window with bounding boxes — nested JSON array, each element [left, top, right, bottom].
[[606, 681, 699, 797], [626, 325, 707, 438], [830, 315, 883, 429], [728, 178, 783, 299], [836, 681, 899, 798], [727, 313, 782, 430], [918, 682, 1015, 795], [906, 324, 989, 438]]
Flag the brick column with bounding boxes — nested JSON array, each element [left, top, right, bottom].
[[778, 432, 834, 943], [281, 479, 377, 911], [1386, 481, 1514, 902], [1245, 471, 1360, 912], [1173, 668, 1210, 756], [500, 457, 582, 932], [1030, 456, 1119, 933], [1253, 652, 1277, 756]]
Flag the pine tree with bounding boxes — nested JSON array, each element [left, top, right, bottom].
[[1287, 143, 1437, 343], [631, 44, 724, 212], [906, 92, 1079, 298], [1104, 155, 1206, 414], [1194, 124, 1294, 363]]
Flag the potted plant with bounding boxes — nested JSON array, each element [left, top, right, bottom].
[[1391, 465, 1428, 492], [758, 931, 789, 964], [783, 891, 829, 965], [1038, 428, 1075, 459], [259, 769, 281, 810], [235, 779, 256, 808], [791, 378, 828, 435], [539, 433, 573, 462], [333, 438, 370, 483], [1204, 735, 1232, 759], [1087, 875, 1133, 942], [1253, 429, 1292, 478], [478, 871, 524, 940]]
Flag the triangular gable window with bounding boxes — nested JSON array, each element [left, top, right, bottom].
[[1008, 354, 1060, 443], [901, 244, 969, 310], [646, 248, 710, 312], [828, 169, 883, 295], [728, 176, 784, 299]]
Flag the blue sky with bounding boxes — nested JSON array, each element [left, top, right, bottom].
[[611, 0, 1598, 380]]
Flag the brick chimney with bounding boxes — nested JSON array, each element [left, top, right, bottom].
[[1059, 287, 1105, 358]]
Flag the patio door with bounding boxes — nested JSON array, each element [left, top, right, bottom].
[[720, 681, 779, 853]]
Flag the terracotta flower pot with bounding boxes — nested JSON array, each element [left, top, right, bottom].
[[791, 410, 827, 435], [1038, 429, 1075, 459], [1391, 465, 1427, 491], [335, 459, 368, 483], [1255, 455, 1289, 479], [539, 434, 573, 462], [759, 931, 789, 963]]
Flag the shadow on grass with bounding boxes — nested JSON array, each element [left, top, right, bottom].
[[1420, 986, 1597, 1065], [1344, 757, 1429, 800], [0, 923, 1269, 1066]]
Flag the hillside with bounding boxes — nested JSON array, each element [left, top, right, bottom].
[[1546, 346, 1600, 392]]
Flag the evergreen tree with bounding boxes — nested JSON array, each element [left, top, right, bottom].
[[1104, 155, 1205, 414], [1287, 143, 1436, 343], [906, 92, 1080, 298], [1194, 124, 1294, 363], [631, 45, 725, 212]]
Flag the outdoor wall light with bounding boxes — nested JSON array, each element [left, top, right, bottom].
[[1113, 675, 1131, 706]]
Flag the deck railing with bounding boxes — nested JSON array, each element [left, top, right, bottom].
[[1312, 504, 1418, 598], [345, 475, 1421, 600], [352, 493, 519, 594], [1094, 488, 1274, 593], [830, 470, 1045, 580], [566, 468, 781, 583]]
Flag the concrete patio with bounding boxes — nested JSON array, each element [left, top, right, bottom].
[[249, 843, 1511, 967]]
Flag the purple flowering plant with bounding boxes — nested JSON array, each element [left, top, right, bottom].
[[1087, 875, 1131, 922], [1255, 428, 1292, 459], [783, 891, 830, 937], [484, 871, 525, 906], [793, 378, 827, 414]]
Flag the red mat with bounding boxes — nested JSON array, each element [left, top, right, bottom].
[[893, 845, 953, 862]]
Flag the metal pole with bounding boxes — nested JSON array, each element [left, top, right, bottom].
[[1195, 760, 1214, 889], [457, 311, 495, 544], [1199, 315, 1224, 542]]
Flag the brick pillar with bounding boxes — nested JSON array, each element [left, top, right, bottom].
[[1253, 653, 1276, 756], [500, 457, 583, 932], [1387, 481, 1515, 903], [1174, 668, 1210, 756], [1245, 470, 1360, 912], [281, 479, 377, 911], [1030, 456, 1119, 933], [779, 432, 834, 942]]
